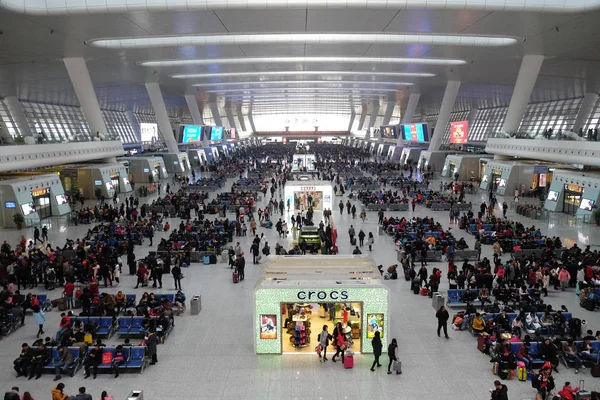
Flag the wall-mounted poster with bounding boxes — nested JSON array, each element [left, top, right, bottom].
[[367, 313, 384, 338], [260, 315, 277, 339]]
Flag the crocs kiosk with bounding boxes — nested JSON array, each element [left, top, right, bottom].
[[284, 181, 333, 212], [441, 154, 492, 180], [254, 256, 389, 354], [544, 170, 600, 216]]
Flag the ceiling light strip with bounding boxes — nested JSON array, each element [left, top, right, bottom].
[[193, 80, 412, 87], [207, 88, 395, 93], [172, 71, 434, 79], [87, 33, 519, 50], [7, 0, 596, 15], [138, 56, 467, 67]]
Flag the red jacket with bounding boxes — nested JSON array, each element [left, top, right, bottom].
[[558, 386, 579, 400]]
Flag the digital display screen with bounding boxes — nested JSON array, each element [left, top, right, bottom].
[[547, 190, 559, 201], [181, 125, 203, 143], [498, 179, 507, 188], [579, 198, 596, 211], [402, 123, 429, 142], [21, 202, 36, 215], [143, 168, 149, 173], [55, 194, 67, 205], [94, 180, 102, 185], [123, 178, 130, 186], [5, 202, 16, 209], [367, 314, 384, 339], [105, 182, 113, 191], [229, 128, 236, 139], [482, 175, 489, 182], [140, 123, 158, 142], [450, 120, 468, 144], [210, 126, 223, 141], [381, 126, 397, 139]]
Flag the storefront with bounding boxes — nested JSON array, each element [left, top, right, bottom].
[[109, 172, 120, 193], [479, 161, 534, 196], [399, 147, 424, 166], [31, 187, 52, 219], [532, 166, 552, 193], [160, 153, 191, 174], [254, 256, 389, 355], [562, 183, 584, 214], [127, 157, 168, 184], [292, 154, 316, 172], [284, 181, 333, 212], [441, 155, 492, 181], [544, 170, 600, 217]]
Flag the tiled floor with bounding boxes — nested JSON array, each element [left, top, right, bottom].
[[0, 169, 598, 400]]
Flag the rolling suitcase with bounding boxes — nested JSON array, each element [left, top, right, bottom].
[[232, 270, 239, 284], [344, 350, 354, 369], [203, 255, 210, 265], [492, 362, 499, 375], [420, 287, 429, 296], [350, 237, 356, 246], [517, 367, 527, 381], [477, 333, 487, 353], [591, 363, 600, 378]]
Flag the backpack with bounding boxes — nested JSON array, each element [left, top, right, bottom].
[[531, 374, 541, 389]]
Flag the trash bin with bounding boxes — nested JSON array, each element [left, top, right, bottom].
[[127, 391, 143, 400], [432, 292, 445, 310], [221, 250, 229, 264], [191, 295, 202, 315]]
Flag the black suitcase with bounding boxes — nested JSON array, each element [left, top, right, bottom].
[[351, 237, 356, 246], [478, 211, 483, 218]]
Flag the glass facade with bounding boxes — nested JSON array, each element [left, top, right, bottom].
[[518, 98, 582, 135], [0, 99, 20, 138], [102, 110, 138, 144], [21, 101, 90, 141]]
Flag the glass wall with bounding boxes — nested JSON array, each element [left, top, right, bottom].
[[0, 99, 20, 138], [102, 110, 138, 144]]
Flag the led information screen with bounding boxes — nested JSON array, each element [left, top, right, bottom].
[[380, 125, 397, 139], [450, 120, 468, 144], [181, 125, 203, 143], [210, 126, 223, 141], [402, 123, 429, 142]]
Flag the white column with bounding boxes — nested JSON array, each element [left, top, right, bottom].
[[247, 105, 256, 133], [367, 100, 380, 129], [381, 97, 396, 125], [347, 110, 356, 132], [126, 110, 141, 142], [145, 82, 178, 153], [185, 94, 204, 126], [502, 54, 544, 134], [402, 93, 420, 124], [4, 96, 33, 137], [63, 57, 108, 136], [357, 104, 368, 130], [236, 104, 247, 131], [573, 93, 599, 132], [224, 102, 237, 130], [428, 80, 461, 151]]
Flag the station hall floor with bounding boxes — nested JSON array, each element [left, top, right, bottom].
[[0, 170, 598, 400]]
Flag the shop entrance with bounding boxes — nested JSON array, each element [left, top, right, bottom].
[[31, 188, 51, 219], [153, 163, 161, 179], [491, 169, 503, 191], [294, 190, 323, 211], [563, 184, 583, 215], [280, 302, 363, 353], [110, 173, 120, 193], [448, 161, 457, 178]]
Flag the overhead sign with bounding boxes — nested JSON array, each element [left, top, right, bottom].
[[140, 123, 158, 142], [450, 120, 468, 144], [31, 188, 48, 197]]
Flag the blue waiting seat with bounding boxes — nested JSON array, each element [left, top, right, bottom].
[[125, 294, 137, 308], [44, 347, 81, 375], [446, 289, 481, 307], [96, 317, 115, 338], [87, 347, 115, 371], [125, 346, 148, 373], [117, 317, 133, 336], [36, 294, 48, 304]]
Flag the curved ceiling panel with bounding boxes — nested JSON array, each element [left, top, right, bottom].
[[192, 80, 413, 87], [86, 33, 520, 49], [173, 71, 435, 79], [2, 0, 597, 15]]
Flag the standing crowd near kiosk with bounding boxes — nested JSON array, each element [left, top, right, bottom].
[[254, 256, 389, 355]]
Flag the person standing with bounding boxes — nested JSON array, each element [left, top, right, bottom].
[[387, 338, 400, 375], [172, 263, 182, 290], [436, 306, 450, 339], [34, 227, 42, 244], [331, 322, 347, 364], [32, 305, 45, 338], [236, 253, 246, 281], [502, 201, 508, 218], [41, 226, 49, 242], [490, 380, 508, 400], [146, 329, 158, 365], [367, 232, 374, 251], [358, 229, 365, 247], [318, 325, 331, 362], [370, 331, 383, 371]]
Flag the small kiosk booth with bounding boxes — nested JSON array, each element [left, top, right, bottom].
[[0, 174, 71, 227], [544, 170, 600, 216], [186, 149, 208, 167], [254, 256, 389, 354], [400, 147, 424, 165], [284, 180, 333, 212], [159, 153, 192, 174], [416, 150, 454, 172], [441, 154, 492, 180], [74, 163, 132, 199], [479, 161, 534, 196], [128, 157, 169, 184], [292, 153, 317, 172]]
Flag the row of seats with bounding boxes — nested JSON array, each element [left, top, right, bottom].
[[41, 346, 147, 375], [68, 316, 115, 338], [366, 203, 409, 211], [507, 340, 600, 368], [116, 316, 172, 338]]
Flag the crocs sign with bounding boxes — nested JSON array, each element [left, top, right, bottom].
[[296, 290, 348, 301]]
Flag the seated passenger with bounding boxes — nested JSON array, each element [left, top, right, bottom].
[[472, 313, 487, 334]]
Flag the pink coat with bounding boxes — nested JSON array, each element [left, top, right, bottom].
[[558, 269, 571, 283]]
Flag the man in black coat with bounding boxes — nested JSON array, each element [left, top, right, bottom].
[[436, 306, 450, 339], [84, 343, 102, 379], [490, 380, 508, 400], [29, 343, 51, 379], [14, 343, 35, 377]]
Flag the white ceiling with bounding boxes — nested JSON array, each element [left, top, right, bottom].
[[0, 4, 599, 118]]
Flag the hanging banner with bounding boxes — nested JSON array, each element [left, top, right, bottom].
[[449, 120, 468, 144]]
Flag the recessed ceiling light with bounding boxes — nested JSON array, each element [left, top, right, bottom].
[[87, 33, 519, 49], [206, 87, 395, 93], [192, 80, 412, 87], [3, 0, 597, 15], [171, 71, 435, 79], [138, 56, 467, 67]]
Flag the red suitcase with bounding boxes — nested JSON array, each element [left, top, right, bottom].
[[232, 271, 239, 284], [477, 333, 487, 353], [344, 354, 354, 369]]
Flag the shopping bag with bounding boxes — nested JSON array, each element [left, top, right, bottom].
[[392, 360, 402, 373], [315, 345, 322, 356], [102, 352, 113, 364]]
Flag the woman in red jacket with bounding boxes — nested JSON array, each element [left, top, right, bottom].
[[558, 382, 579, 400]]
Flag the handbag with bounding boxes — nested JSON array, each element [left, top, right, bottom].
[[102, 352, 113, 364], [392, 360, 402, 372]]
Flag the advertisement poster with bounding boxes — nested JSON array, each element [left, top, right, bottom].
[[260, 315, 277, 339], [450, 120, 468, 144], [539, 173, 547, 188], [182, 125, 202, 143], [402, 124, 427, 142], [367, 313, 384, 338], [140, 123, 158, 142]]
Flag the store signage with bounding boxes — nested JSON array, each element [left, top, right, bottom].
[[297, 290, 348, 301], [565, 184, 583, 192], [31, 188, 48, 197], [449, 120, 468, 144], [300, 187, 316, 191], [534, 166, 549, 174], [4, 202, 16, 209], [539, 174, 547, 188]]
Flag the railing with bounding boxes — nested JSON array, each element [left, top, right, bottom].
[[488, 130, 594, 142], [5, 133, 122, 146]]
